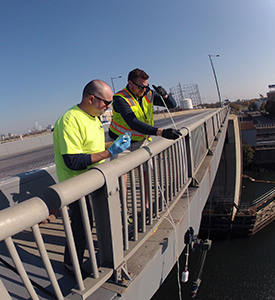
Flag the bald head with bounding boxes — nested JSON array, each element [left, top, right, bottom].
[[82, 80, 112, 100], [79, 79, 113, 117]]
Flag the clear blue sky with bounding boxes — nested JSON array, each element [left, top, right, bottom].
[[1, 0, 275, 134]]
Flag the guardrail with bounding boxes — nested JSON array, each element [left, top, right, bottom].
[[0, 107, 230, 299], [255, 123, 275, 129], [252, 187, 275, 207], [0, 133, 53, 159]]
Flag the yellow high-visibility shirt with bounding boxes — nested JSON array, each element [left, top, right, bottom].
[[53, 105, 105, 182]]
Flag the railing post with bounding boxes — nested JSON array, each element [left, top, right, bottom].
[[204, 121, 210, 151], [212, 116, 216, 139], [92, 177, 123, 267], [183, 128, 194, 180], [0, 279, 12, 300], [92, 163, 132, 284]]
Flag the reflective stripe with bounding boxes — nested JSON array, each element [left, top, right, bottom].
[[110, 87, 154, 141], [115, 89, 136, 106], [115, 89, 153, 106], [110, 120, 145, 138], [144, 94, 151, 104]]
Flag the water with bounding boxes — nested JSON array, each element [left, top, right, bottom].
[[151, 171, 275, 300]]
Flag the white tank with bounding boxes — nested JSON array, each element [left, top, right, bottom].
[[180, 98, 193, 110]]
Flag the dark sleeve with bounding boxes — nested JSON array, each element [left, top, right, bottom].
[[112, 95, 158, 135], [62, 154, 92, 170], [152, 91, 177, 108]]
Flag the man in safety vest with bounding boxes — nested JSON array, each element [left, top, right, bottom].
[[108, 69, 181, 230], [109, 68, 181, 147]]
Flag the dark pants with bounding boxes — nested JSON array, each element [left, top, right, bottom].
[[64, 195, 93, 266]]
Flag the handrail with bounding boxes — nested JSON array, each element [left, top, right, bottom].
[[0, 106, 230, 299], [252, 187, 275, 206]]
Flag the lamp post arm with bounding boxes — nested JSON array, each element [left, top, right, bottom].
[[111, 78, 115, 94], [111, 76, 122, 94]]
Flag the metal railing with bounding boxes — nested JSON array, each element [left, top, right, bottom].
[[0, 107, 230, 299], [252, 187, 275, 207], [255, 123, 275, 129]]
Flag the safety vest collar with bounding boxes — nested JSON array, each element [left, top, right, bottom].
[[115, 87, 153, 106]]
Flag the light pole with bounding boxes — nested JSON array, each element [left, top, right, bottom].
[[208, 54, 222, 107], [111, 76, 122, 93]]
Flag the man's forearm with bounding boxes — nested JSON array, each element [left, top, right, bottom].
[[91, 150, 112, 164]]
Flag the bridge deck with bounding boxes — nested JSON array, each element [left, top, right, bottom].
[[0, 107, 231, 300]]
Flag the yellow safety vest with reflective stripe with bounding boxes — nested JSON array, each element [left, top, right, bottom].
[[110, 88, 154, 141]]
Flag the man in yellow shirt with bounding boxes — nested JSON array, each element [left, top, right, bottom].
[[53, 79, 130, 276]]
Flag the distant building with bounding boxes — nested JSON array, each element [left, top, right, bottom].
[[240, 121, 257, 147], [46, 125, 54, 131], [100, 109, 112, 123], [267, 84, 275, 101], [0, 133, 15, 140]]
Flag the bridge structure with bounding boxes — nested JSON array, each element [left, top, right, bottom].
[[0, 106, 241, 300]]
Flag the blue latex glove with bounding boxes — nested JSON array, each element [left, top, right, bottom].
[[108, 132, 131, 155]]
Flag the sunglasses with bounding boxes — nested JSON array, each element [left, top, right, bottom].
[[131, 81, 150, 91], [92, 95, 113, 107]]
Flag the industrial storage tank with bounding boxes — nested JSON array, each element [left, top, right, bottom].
[[180, 98, 193, 110]]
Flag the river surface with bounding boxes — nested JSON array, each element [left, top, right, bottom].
[[151, 171, 275, 300]]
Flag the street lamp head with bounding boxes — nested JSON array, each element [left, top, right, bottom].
[[111, 76, 122, 93]]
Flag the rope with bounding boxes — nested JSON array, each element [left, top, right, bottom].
[[185, 188, 191, 269], [148, 156, 182, 300], [157, 93, 179, 130], [150, 89, 188, 299]]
